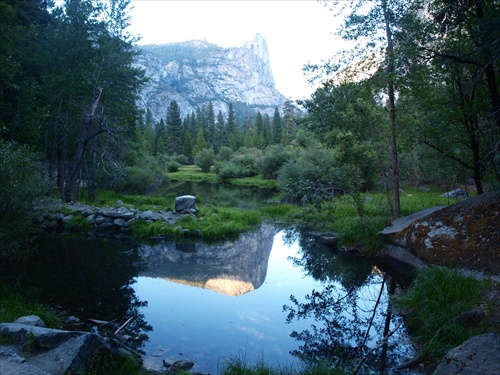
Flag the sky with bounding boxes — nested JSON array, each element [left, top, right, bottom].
[[127, 1, 347, 100]]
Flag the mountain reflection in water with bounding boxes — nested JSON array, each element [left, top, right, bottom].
[[2, 224, 419, 374], [138, 223, 276, 297]]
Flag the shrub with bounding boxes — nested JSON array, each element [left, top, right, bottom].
[[194, 148, 215, 173], [216, 146, 233, 162], [116, 156, 167, 194], [166, 161, 181, 173], [0, 140, 49, 261], [256, 145, 291, 179], [278, 148, 362, 203]]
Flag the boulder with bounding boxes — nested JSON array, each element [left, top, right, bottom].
[[432, 333, 500, 375], [175, 195, 196, 213], [379, 192, 500, 276], [441, 188, 468, 199], [0, 319, 140, 375], [13, 315, 45, 327]]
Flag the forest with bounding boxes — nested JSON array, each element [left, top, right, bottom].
[[1, 0, 499, 260]]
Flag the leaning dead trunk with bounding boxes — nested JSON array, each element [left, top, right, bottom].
[[64, 86, 103, 202]]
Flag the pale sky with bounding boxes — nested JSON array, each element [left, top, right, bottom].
[[128, 1, 346, 100]]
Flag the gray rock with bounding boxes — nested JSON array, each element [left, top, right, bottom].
[[65, 316, 80, 324], [441, 188, 468, 198], [85, 214, 95, 223], [175, 195, 196, 212], [137, 210, 158, 221], [432, 333, 500, 375], [0, 323, 141, 375], [13, 315, 45, 327], [0, 346, 51, 375], [94, 216, 107, 225], [113, 218, 126, 227], [163, 358, 195, 371]]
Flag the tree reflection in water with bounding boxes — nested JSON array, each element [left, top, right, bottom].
[[3, 237, 152, 351], [282, 229, 411, 373]]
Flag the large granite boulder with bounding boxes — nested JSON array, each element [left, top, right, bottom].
[[432, 333, 500, 375], [0, 318, 140, 375], [379, 192, 500, 276], [174, 195, 196, 213]]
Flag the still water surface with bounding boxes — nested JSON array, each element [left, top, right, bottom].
[[5, 224, 418, 374]]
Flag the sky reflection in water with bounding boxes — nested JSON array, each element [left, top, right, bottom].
[[133, 228, 416, 374]]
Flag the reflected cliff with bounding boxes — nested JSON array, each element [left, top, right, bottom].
[[138, 223, 278, 296]]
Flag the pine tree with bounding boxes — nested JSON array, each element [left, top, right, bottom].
[[272, 107, 282, 144], [166, 100, 182, 154]]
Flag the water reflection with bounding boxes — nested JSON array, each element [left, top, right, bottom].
[[4, 237, 151, 350], [282, 229, 416, 373], [138, 223, 276, 296], [2, 226, 418, 374]]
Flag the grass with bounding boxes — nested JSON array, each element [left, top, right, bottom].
[[130, 205, 262, 240], [220, 354, 347, 375], [168, 165, 219, 183], [0, 283, 61, 328], [393, 266, 488, 362]]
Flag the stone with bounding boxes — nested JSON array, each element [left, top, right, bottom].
[[137, 210, 158, 221], [163, 358, 195, 371], [432, 333, 500, 375], [0, 346, 51, 375], [65, 316, 80, 324], [379, 192, 500, 276], [0, 323, 141, 375], [13, 315, 45, 327], [113, 218, 126, 227], [175, 195, 196, 212], [441, 188, 468, 199]]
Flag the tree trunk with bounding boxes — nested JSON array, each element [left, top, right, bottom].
[[383, 0, 401, 218], [64, 86, 103, 201]]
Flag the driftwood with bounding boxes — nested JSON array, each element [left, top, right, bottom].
[[113, 316, 134, 336]]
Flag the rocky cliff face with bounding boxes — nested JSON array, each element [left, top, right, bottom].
[[135, 34, 287, 122]]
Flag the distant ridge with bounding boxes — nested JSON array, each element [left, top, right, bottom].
[[135, 34, 288, 122]]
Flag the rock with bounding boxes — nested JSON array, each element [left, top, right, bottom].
[[0, 346, 50, 375], [0, 322, 141, 375], [441, 188, 468, 199], [432, 333, 500, 375], [379, 192, 500, 276], [137, 210, 158, 221], [175, 195, 196, 212], [163, 358, 195, 371], [13, 315, 45, 327], [65, 316, 80, 324]]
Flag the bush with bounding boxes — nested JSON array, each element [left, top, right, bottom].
[[216, 146, 233, 162], [0, 140, 48, 261], [277, 148, 362, 203], [166, 161, 181, 173], [116, 156, 167, 194], [256, 145, 291, 179], [194, 148, 215, 173]]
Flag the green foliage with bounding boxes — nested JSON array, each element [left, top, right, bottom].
[[0, 140, 48, 261], [394, 267, 486, 361], [194, 148, 215, 173], [0, 283, 61, 328], [66, 215, 92, 231], [255, 145, 292, 179], [130, 205, 261, 240], [168, 166, 219, 183], [116, 156, 167, 194], [166, 160, 181, 173], [278, 148, 362, 204]]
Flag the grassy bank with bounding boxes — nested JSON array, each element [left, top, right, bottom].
[[393, 266, 492, 366], [0, 283, 61, 328]]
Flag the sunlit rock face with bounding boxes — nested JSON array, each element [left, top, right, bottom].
[[138, 223, 277, 296], [135, 34, 287, 121]]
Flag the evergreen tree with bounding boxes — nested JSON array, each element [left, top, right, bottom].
[[215, 110, 227, 151], [272, 107, 282, 144], [166, 100, 182, 154], [182, 132, 193, 163], [206, 101, 216, 148], [155, 118, 166, 154]]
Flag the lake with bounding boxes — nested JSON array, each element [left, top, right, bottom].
[[4, 224, 419, 374]]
